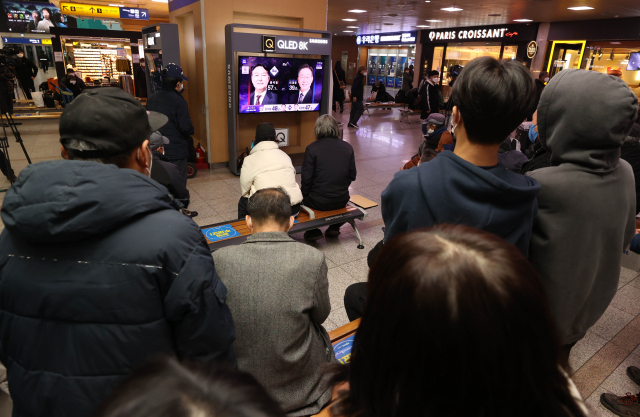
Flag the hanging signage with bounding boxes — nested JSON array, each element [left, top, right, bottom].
[[422, 23, 538, 43], [357, 31, 417, 46], [60, 3, 148, 20], [2, 37, 46, 45], [527, 41, 538, 58]]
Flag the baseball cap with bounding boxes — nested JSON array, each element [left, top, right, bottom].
[[149, 131, 170, 150], [60, 87, 168, 158], [426, 113, 445, 126], [255, 122, 276, 141], [164, 63, 188, 81]]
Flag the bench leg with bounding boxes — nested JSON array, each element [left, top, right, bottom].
[[348, 220, 365, 250]]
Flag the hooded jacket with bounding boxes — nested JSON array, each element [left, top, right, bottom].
[[382, 151, 540, 255], [0, 160, 236, 417], [527, 69, 638, 345]]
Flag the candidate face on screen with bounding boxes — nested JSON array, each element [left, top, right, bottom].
[[297, 65, 314, 94], [251, 65, 270, 94]]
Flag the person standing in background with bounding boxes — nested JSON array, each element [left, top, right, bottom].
[[348, 65, 366, 129], [529, 71, 549, 120], [419, 70, 440, 137], [146, 64, 194, 185], [14, 50, 37, 100], [135, 58, 148, 98], [332, 61, 346, 113], [409, 64, 414, 79], [401, 67, 413, 92]]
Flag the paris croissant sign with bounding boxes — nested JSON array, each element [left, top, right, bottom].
[[60, 2, 149, 20]]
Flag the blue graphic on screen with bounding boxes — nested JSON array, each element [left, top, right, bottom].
[[202, 225, 241, 242], [386, 77, 395, 88], [368, 75, 376, 86], [376, 76, 385, 84], [238, 57, 324, 114], [627, 52, 640, 71], [334, 334, 355, 364], [395, 77, 403, 88]]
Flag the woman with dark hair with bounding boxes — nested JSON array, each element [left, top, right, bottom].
[[94, 356, 285, 417], [333, 225, 587, 417], [36, 8, 55, 33], [332, 61, 346, 113]]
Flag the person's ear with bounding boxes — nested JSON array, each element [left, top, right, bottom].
[[288, 216, 295, 231], [60, 144, 69, 160], [136, 140, 151, 170], [246, 215, 253, 232], [452, 106, 460, 126]]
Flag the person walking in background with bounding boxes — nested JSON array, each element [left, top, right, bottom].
[[332, 61, 346, 113], [0, 88, 236, 417], [301, 115, 356, 241], [214, 188, 335, 416], [348, 65, 366, 129], [401, 66, 412, 92], [239, 123, 302, 218], [529, 71, 549, 120], [146, 64, 194, 185], [526, 69, 637, 362], [408, 64, 414, 79], [14, 50, 37, 100], [333, 226, 587, 417], [135, 57, 148, 98], [418, 70, 440, 136]]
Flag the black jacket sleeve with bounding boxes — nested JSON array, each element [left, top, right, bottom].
[[163, 241, 237, 365], [301, 147, 315, 197], [349, 149, 357, 182], [26, 58, 38, 78], [164, 161, 190, 204], [352, 76, 364, 101], [177, 98, 195, 137]]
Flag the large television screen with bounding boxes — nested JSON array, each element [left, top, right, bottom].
[[238, 56, 324, 113], [1, 2, 66, 33], [627, 52, 640, 71]]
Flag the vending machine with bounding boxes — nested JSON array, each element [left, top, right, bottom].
[[386, 56, 397, 88], [142, 23, 181, 96], [395, 56, 407, 88], [376, 56, 386, 84]]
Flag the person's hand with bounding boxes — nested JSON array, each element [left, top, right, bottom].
[[31, 76, 34, 80], [352, 97, 356, 102]]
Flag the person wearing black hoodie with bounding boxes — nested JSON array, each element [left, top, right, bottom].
[[0, 88, 236, 417], [348, 66, 366, 129], [344, 57, 540, 321]]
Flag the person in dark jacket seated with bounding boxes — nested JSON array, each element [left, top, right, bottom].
[[149, 131, 196, 216], [302, 115, 357, 240], [95, 356, 285, 417], [0, 88, 236, 417], [422, 113, 451, 149], [344, 57, 541, 321], [146, 64, 194, 185], [59, 68, 86, 97]]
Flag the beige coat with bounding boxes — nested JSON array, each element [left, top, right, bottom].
[[240, 141, 303, 204]]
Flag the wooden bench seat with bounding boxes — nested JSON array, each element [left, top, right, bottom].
[[201, 203, 368, 252], [398, 108, 421, 123], [12, 113, 62, 120]]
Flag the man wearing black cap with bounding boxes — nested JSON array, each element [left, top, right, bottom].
[[149, 131, 193, 211], [146, 63, 194, 185], [0, 87, 236, 417]]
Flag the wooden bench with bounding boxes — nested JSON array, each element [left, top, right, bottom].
[[12, 113, 62, 120], [13, 106, 63, 112], [398, 108, 421, 123], [201, 203, 368, 252]]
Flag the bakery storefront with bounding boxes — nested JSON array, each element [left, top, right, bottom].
[[544, 17, 640, 89], [419, 23, 539, 82]]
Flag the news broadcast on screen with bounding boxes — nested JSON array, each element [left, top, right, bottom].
[[238, 56, 324, 114]]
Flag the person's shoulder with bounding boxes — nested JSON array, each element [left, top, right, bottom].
[[286, 239, 325, 264]]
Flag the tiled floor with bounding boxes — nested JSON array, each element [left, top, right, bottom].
[[4, 106, 640, 416]]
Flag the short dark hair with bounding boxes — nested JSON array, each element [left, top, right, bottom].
[[66, 68, 75, 74], [428, 70, 439, 77], [297, 63, 313, 76], [94, 356, 285, 417], [41, 8, 52, 17], [251, 64, 269, 76], [539, 71, 549, 80], [247, 187, 291, 227], [331, 225, 587, 417], [451, 57, 536, 145], [162, 76, 182, 89]]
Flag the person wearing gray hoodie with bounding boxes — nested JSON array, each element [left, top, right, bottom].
[[527, 69, 638, 358]]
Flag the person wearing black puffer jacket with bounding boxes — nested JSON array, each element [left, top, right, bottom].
[[0, 88, 236, 417], [348, 66, 366, 129]]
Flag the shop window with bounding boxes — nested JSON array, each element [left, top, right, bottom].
[[503, 45, 518, 60], [433, 46, 444, 73], [547, 41, 586, 78], [443, 42, 501, 81], [583, 42, 640, 87]]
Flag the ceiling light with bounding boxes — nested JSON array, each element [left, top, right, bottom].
[[346, 26, 359, 28], [383, 23, 393, 25], [425, 19, 443, 22], [425, 1, 430, 2], [348, 9, 367, 13], [610, 41, 621, 44], [441, 7, 463, 11], [151, 0, 168, 2], [568, 6, 594, 10], [514, 19, 532, 22], [342, 18, 357, 21], [343, 30, 354, 32], [416, 25, 430, 28]]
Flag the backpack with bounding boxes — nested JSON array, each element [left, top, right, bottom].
[[395, 89, 406, 104]]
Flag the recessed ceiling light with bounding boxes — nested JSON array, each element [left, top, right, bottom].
[[346, 26, 359, 28], [342, 18, 357, 21], [416, 25, 431, 28], [425, 1, 430, 2], [348, 9, 367, 13], [610, 41, 621, 44], [441, 7, 463, 11], [343, 30, 354, 32], [514, 19, 533, 21], [425, 19, 443, 22], [568, 6, 594, 10], [386, 13, 398, 17]]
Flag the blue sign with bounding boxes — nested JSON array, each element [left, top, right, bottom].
[[169, 0, 199, 12], [202, 225, 241, 242], [119, 7, 148, 20], [334, 334, 355, 364], [2, 37, 43, 45], [368, 75, 376, 86], [356, 31, 417, 46], [376, 76, 385, 84], [386, 77, 395, 88], [395, 77, 403, 88]]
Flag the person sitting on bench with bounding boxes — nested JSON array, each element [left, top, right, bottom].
[[214, 187, 335, 416], [422, 113, 451, 150], [239, 123, 302, 218], [301, 115, 356, 241], [332, 226, 587, 417]]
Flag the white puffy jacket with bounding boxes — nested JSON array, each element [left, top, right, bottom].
[[240, 141, 303, 204]]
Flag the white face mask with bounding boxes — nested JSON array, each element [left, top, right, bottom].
[[178, 83, 184, 92], [427, 129, 435, 135], [544, 77, 550, 83], [433, 77, 439, 83], [18, 54, 23, 58], [70, 80, 76, 85]]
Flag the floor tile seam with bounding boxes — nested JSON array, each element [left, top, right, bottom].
[[573, 343, 631, 397]]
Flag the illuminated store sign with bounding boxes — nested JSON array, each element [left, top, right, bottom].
[[357, 31, 417, 45], [421, 23, 538, 44], [428, 28, 509, 41]]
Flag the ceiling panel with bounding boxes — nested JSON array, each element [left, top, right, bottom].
[[328, 0, 640, 35]]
